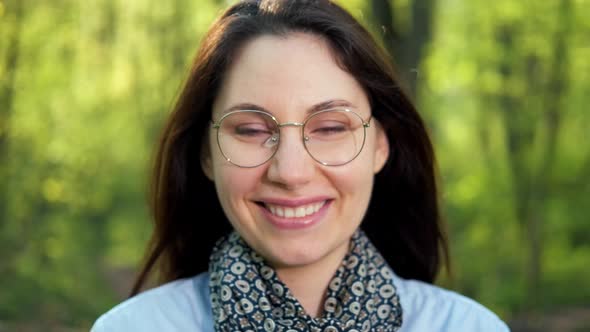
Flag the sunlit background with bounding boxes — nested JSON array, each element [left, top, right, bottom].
[[0, 0, 589, 331]]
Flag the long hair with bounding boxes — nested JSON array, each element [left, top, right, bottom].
[[131, 0, 449, 296]]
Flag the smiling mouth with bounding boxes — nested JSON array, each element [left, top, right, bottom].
[[259, 201, 328, 218]]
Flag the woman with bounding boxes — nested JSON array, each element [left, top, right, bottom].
[[92, 0, 510, 331]]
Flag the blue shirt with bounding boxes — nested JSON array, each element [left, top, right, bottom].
[[91, 272, 510, 331]]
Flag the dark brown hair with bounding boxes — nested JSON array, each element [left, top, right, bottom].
[[131, 0, 448, 296]]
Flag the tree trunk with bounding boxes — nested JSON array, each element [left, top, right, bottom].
[[495, 22, 539, 308], [527, 0, 571, 307], [370, 0, 397, 58], [370, 0, 436, 97], [0, 0, 25, 223], [406, 0, 435, 96], [497, 0, 571, 309]]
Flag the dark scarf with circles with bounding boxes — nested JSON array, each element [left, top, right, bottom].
[[209, 230, 403, 332]]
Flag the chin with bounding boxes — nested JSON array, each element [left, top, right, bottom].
[[263, 240, 337, 270], [260, 244, 318, 267]]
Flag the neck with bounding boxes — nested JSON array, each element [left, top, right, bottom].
[[275, 243, 349, 318]]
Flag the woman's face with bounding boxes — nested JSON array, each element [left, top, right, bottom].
[[203, 33, 389, 272]]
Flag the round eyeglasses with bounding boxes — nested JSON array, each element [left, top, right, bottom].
[[211, 108, 372, 168]]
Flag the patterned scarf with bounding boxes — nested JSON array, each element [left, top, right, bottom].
[[208, 230, 403, 331]]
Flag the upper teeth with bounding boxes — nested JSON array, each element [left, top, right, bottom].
[[265, 201, 326, 218]]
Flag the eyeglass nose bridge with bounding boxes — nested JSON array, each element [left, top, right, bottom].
[[277, 121, 304, 128], [276, 121, 312, 142]]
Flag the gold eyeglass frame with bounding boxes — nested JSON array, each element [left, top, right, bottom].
[[211, 108, 372, 168]]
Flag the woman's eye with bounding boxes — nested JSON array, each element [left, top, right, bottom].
[[309, 123, 349, 136], [235, 125, 272, 136], [314, 125, 347, 134]]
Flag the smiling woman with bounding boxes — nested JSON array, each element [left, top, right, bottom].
[[203, 34, 387, 291], [91, 0, 509, 331]]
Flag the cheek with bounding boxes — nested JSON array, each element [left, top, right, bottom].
[[337, 139, 380, 201], [209, 138, 250, 198], [212, 165, 263, 233], [212, 161, 264, 206], [330, 155, 376, 199]]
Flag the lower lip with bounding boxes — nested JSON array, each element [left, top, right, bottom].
[[259, 200, 332, 230]]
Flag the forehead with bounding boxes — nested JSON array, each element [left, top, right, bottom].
[[212, 33, 369, 117]]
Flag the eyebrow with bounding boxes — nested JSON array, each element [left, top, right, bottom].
[[221, 99, 357, 116]]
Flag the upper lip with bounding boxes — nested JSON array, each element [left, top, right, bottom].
[[256, 196, 332, 207]]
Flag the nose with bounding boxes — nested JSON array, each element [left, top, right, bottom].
[[266, 126, 316, 188]]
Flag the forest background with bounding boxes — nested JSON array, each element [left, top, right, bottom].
[[0, 0, 589, 331]]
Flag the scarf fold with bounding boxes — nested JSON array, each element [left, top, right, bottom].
[[209, 230, 402, 332]]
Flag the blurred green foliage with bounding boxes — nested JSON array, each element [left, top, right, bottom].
[[0, 0, 588, 330]]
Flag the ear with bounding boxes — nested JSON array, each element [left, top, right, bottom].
[[200, 137, 215, 181], [373, 120, 390, 174]]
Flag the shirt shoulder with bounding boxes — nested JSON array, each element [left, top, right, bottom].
[[393, 274, 510, 332], [91, 272, 214, 332]]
